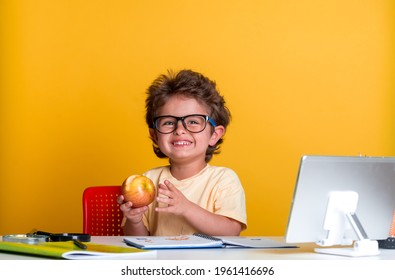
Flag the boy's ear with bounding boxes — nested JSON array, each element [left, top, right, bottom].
[[149, 128, 158, 144], [209, 125, 225, 146]]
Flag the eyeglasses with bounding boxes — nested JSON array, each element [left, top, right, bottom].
[[152, 114, 217, 134]]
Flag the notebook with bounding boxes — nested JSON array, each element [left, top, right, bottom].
[[0, 240, 156, 259], [124, 234, 297, 249]]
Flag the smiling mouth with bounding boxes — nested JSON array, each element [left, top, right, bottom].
[[173, 141, 192, 147]]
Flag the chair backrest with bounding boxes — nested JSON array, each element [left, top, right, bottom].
[[82, 186, 124, 236]]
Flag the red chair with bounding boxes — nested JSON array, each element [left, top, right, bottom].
[[82, 186, 124, 236]]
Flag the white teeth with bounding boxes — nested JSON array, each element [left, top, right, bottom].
[[173, 141, 191, 146]]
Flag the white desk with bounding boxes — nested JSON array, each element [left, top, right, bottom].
[[1, 236, 395, 260]]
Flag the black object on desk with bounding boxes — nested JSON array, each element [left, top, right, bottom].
[[30, 230, 90, 249], [378, 237, 395, 249]]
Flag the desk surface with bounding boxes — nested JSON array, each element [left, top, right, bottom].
[[1, 236, 395, 260]]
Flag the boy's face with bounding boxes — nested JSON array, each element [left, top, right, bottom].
[[149, 95, 224, 164]]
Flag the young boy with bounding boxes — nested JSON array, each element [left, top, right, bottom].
[[118, 69, 247, 236]]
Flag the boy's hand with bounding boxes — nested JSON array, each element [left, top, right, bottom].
[[117, 194, 148, 224], [155, 180, 192, 216]]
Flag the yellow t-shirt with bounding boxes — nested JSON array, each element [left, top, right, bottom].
[[142, 164, 247, 236]]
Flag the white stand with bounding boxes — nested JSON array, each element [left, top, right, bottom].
[[314, 191, 380, 257], [315, 239, 379, 257]]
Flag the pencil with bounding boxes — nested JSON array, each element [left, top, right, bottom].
[[73, 239, 87, 249]]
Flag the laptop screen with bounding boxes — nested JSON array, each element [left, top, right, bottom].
[[285, 155, 395, 244]]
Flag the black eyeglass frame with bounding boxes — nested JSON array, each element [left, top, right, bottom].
[[152, 114, 217, 134]]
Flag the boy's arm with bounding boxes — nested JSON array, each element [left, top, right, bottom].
[[181, 203, 243, 236], [123, 219, 149, 236], [155, 180, 244, 236], [118, 195, 150, 236]]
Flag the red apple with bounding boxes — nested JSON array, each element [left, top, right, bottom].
[[121, 175, 156, 208]]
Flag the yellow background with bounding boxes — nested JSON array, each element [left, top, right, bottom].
[[1, 0, 394, 235]]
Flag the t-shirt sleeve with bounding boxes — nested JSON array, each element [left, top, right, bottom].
[[213, 169, 247, 230]]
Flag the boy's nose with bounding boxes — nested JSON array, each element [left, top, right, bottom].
[[174, 119, 187, 134]]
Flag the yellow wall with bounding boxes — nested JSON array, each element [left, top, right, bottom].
[[1, 0, 394, 235]]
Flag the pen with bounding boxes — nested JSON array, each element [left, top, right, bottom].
[[73, 239, 87, 249]]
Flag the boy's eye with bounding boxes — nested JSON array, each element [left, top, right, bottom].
[[185, 117, 203, 125], [187, 120, 198, 125], [162, 119, 176, 126]]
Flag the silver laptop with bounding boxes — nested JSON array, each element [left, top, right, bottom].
[[285, 155, 395, 244]]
